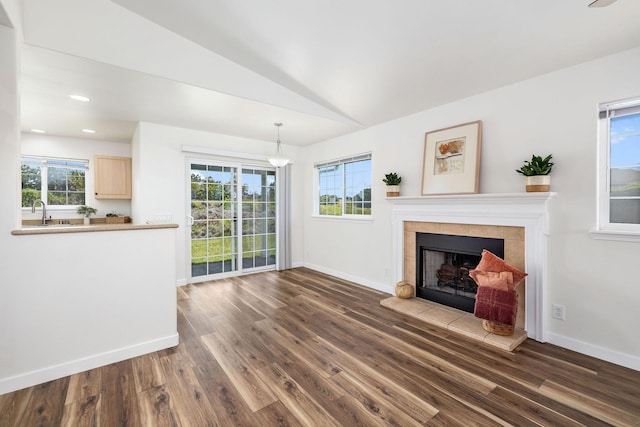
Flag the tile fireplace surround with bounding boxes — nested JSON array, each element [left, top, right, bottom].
[[389, 193, 555, 342]]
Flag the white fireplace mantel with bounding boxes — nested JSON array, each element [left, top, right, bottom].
[[389, 192, 556, 342]]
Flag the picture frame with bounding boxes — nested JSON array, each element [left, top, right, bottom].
[[421, 120, 482, 195]]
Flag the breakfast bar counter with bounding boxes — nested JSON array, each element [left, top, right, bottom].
[[11, 223, 179, 235]]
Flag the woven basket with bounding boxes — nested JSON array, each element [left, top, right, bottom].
[[482, 319, 514, 336]]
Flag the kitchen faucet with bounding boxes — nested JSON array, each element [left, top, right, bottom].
[[31, 199, 47, 225]]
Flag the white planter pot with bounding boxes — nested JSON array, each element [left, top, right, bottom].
[[525, 175, 550, 192], [83, 217, 91, 225], [386, 185, 400, 197]]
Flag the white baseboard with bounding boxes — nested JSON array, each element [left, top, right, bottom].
[[291, 261, 304, 268], [547, 332, 640, 372], [303, 262, 393, 295], [0, 333, 179, 395], [176, 278, 188, 287]]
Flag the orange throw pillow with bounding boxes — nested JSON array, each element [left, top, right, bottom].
[[474, 249, 527, 286], [469, 270, 514, 292]]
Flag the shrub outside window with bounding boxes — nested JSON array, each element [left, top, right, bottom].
[[21, 157, 88, 207], [316, 153, 372, 217]]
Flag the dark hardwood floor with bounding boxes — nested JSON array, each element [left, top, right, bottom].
[[1, 267, 639, 426]]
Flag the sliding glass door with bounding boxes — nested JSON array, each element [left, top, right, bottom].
[[189, 161, 276, 281], [241, 167, 277, 270]]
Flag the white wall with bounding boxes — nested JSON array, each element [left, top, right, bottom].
[[0, 16, 23, 393], [0, 228, 179, 394], [132, 122, 305, 286], [303, 46, 640, 370], [0, 18, 176, 394], [21, 133, 132, 220]]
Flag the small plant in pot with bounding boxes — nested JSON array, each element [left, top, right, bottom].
[[516, 154, 553, 192], [383, 172, 402, 197], [77, 205, 97, 225]]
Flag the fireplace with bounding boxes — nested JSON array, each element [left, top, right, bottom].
[[390, 193, 554, 341], [416, 233, 504, 313]]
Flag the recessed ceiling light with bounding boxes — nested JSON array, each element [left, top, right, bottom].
[[69, 94, 91, 102], [82, 129, 96, 134], [31, 129, 46, 133]]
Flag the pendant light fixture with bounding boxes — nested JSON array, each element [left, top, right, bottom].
[[268, 122, 290, 167]]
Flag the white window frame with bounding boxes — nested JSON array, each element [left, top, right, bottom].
[[593, 96, 640, 242], [313, 153, 372, 219], [20, 156, 89, 210]]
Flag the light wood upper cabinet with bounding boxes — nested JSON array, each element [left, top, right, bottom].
[[94, 156, 132, 199]]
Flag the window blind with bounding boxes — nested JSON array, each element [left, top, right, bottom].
[[599, 98, 640, 119], [314, 153, 371, 169], [21, 156, 89, 171]]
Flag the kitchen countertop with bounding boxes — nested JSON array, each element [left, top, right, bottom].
[[12, 223, 179, 235]]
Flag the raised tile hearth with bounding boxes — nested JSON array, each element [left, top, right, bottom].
[[381, 296, 528, 351]]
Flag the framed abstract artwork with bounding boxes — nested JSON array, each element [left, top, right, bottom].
[[421, 120, 482, 195]]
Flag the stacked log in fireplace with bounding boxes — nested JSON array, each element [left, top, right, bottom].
[[416, 232, 504, 313], [436, 261, 478, 293]]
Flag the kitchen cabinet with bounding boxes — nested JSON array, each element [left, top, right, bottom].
[[94, 155, 132, 199]]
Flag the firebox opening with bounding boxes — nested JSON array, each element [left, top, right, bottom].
[[416, 233, 504, 313]]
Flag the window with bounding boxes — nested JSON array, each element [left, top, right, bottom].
[[316, 153, 372, 217], [597, 97, 640, 231], [21, 157, 88, 207]]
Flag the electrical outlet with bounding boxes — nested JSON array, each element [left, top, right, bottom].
[[552, 304, 566, 320], [153, 214, 172, 223]]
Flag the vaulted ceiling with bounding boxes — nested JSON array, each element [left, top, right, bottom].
[[19, 0, 640, 145]]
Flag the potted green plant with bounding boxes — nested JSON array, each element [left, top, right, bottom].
[[383, 172, 402, 197], [77, 205, 97, 225], [516, 154, 553, 192]]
